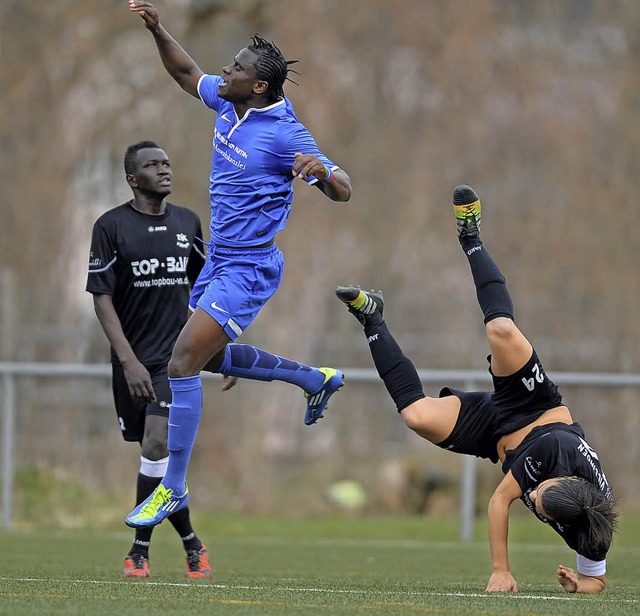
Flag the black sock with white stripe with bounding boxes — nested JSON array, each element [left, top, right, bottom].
[[131, 473, 159, 554]]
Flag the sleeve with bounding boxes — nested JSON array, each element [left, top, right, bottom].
[[187, 215, 206, 288], [281, 124, 337, 186], [197, 74, 223, 111], [86, 218, 118, 295]]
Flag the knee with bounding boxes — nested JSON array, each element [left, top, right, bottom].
[[141, 435, 168, 460], [401, 403, 426, 433], [141, 417, 168, 458], [485, 317, 517, 342], [168, 353, 195, 378], [168, 356, 184, 378], [168, 344, 227, 378], [400, 396, 460, 444]]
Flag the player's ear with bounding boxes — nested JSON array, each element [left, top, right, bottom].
[[254, 80, 268, 95], [126, 173, 138, 188]]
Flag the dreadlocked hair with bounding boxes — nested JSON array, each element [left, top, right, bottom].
[[541, 477, 619, 557], [124, 140, 161, 175], [249, 34, 300, 103]]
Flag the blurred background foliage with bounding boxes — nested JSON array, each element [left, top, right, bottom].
[[2, 0, 640, 520]]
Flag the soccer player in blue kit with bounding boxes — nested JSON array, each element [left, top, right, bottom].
[[126, 1, 352, 529], [336, 185, 618, 594], [87, 141, 211, 578]]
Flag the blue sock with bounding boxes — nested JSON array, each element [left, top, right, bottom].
[[164, 375, 202, 495], [218, 344, 325, 393]]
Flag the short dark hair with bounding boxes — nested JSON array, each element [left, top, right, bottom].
[[542, 478, 618, 556], [124, 140, 161, 175], [248, 34, 299, 103]]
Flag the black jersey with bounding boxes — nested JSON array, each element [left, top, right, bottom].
[[503, 422, 611, 561], [86, 201, 205, 365]]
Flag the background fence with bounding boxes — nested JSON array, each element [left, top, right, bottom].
[[3, 362, 640, 537]]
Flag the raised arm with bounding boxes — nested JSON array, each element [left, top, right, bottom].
[[486, 471, 522, 592], [128, 1, 204, 99]]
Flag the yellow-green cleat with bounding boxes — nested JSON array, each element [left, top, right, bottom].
[[452, 184, 481, 239], [125, 484, 189, 528], [304, 367, 344, 425], [335, 285, 384, 325]]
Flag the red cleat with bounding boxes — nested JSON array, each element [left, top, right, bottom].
[[185, 544, 212, 579], [123, 552, 151, 578]]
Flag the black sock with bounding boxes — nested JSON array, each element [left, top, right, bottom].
[[167, 507, 202, 552], [363, 313, 425, 412], [460, 236, 514, 323], [130, 473, 161, 555], [134, 472, 202, 553]]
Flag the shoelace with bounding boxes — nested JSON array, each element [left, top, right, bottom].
[[139, 487, 172, 517], [127, 553, 147, 568], [186, 549, 203, 571]]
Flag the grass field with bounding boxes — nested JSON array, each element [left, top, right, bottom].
[[1, 513, 639, 615]]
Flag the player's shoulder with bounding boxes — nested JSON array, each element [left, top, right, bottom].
[[93, 202, 134, 227], [166, 202, 201, 222]]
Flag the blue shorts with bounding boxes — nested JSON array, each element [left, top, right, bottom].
[[189, 243, 284, 340]]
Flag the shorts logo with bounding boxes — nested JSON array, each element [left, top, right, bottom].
[[367, 333, 379, 344], [211, 301, 229, 314]]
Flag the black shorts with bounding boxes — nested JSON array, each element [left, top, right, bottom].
[[435, 350, 563, 463], [111, 363, 171, 442]]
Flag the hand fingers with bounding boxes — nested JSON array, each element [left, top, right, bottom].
[[292, 156, 325, 179], [292, 152, 318, 177], [291, 152, 305, 175], [221, 375, 237, 391], [129, 382, 155, 403]]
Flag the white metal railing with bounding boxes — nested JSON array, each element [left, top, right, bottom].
[[2, 362, 640, 537]]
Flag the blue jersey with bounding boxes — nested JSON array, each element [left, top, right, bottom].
[[197, 74, 336, 248]]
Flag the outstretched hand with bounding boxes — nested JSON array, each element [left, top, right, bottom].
[[221, 375, 238, 391], [128, 0, 160, 30], [486, 571, 518, 593], [556, 565, 579, 593]]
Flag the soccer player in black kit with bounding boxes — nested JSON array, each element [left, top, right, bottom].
[[86, 141, 210, 578], [336, 185, 618, 594]]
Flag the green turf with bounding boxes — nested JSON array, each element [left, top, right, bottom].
[[0, 513, 638, 615]]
